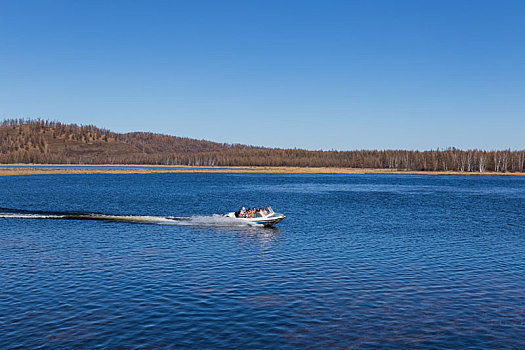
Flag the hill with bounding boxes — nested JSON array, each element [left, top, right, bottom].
[[1, 119, 524, 173], [0, 119, 257, 165]]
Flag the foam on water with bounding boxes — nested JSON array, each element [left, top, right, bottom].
[[166, 214, 263, 227], [0, 213, 65, 219], [0, 210, 262, 227]]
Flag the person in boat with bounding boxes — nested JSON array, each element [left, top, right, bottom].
[[234, 206, 269, 218], [235, 207, 246, 218]]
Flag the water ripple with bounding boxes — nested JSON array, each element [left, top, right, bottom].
[[0, 174, 524, 349]]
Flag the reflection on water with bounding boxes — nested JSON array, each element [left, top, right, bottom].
[[0, 173, 523, 349]]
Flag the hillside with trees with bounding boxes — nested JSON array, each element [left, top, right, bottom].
[[1, 119, 524, 173]]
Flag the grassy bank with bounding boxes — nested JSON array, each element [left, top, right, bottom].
[[1, 164, 524, 176]]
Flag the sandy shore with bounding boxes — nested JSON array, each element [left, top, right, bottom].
[[0, 164, 524, 176]]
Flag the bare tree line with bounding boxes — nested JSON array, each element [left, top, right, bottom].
[[1, 119, 524, 172]]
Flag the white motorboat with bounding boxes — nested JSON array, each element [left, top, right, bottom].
[[224, 206, 286, 227]]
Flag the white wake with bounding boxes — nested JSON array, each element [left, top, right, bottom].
[[0, 212, 263, 227]]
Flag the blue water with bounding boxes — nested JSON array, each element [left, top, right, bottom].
[[0, 174, 524, 349]]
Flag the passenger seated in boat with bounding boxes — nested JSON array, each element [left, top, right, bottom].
[[234, 206, 269, 218], [235, 207, 246, 218]]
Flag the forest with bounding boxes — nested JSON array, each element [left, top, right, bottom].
[[1, 118, 524, 173]]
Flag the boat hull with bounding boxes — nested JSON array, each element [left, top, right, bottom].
[[224, 212, 286, 227]]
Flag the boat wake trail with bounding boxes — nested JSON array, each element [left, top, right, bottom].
[[0, 208, 262, 227]]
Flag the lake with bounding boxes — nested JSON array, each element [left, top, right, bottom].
[[0, 173, 523, 349]]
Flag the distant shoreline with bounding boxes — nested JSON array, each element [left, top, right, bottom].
[[1, 164, 524, 176]]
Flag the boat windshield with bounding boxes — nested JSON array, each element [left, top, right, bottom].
[[265, 206, 274, 214]]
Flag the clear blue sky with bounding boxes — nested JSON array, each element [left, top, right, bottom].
[[1, 0, 523, 150]]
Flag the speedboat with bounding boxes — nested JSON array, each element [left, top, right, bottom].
[[224, 206, 286, 227]]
